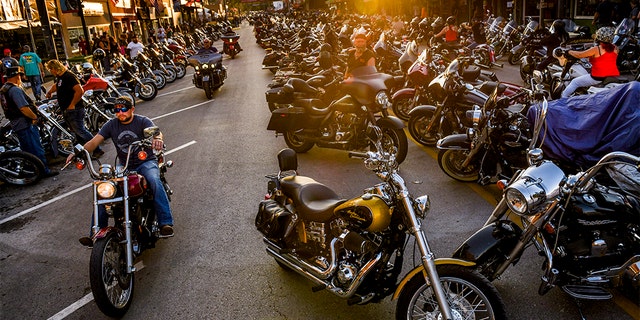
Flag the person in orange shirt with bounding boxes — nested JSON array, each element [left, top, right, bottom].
[[561, 27, 619, 98]]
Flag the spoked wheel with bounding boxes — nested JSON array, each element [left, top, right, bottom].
[[392, 95, 414, 121], [136, 80, 158, 101], [283, 131, 314, 153], [396, 264, 507, 320], [163, 67, 177, 83], [437, 149, 480, 182], [508, 48, 523, 65], [373, 126, 408, 165], [407, 109, 441, 146], [90, 232, 134, 318], [150, 70, 166, 90], [0, 151, 44, 185], [175, 64, 187, 79]]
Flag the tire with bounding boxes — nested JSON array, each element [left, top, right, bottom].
[[163, 67, 177, 83], [204, 81, 213, 99], [136, 80, 158, 101], [283, 131, 314, 153], [175, 63, 187, 79], [376, 126, 408, 165], [395, 264, 507, 320], [90, 232, 134, 318], [437, 149, 479, 182], [392, 95, 414, 121], [0, 151, 45, 185], [151, 70, 166, 90], [508, 49, 523, 65], [407, 109, 440, 146]]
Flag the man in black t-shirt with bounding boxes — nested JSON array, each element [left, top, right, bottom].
[[44, 59, 103, 159], [344, 32, 376, 79], [593, 0, 615, 28]]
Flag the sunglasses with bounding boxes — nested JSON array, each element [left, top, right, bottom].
[[113, 104, 131, 113]]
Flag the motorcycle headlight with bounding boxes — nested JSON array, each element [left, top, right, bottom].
[[96, 181, 117, 199], [504, 161, 566, 216], [532, 70, 544, 85], [202, 64, 209, 69], [375, 91, 389, 108]]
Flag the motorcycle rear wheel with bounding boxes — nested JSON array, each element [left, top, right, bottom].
[[396, 264, 506, 320], [90, 232, 134, 318], [283, 131, 314, 153], [438, 149, 480, 182], [407, 109, 441, 146], [0, 151, 44, 185]]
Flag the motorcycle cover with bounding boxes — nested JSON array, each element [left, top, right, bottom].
[[528, 81, 640, 167]]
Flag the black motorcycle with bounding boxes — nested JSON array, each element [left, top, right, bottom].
[[0, 122, 45, 185], [188, 50, 227, 99], [108, 55, 158, 101], [452, 101, 640, 316], [266, 66, 408, 164], [435, 81, 540, 184]]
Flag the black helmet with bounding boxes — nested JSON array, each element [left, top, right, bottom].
[[82, 62, 94, 74], [551, 20, 565, 34], [93, 48, 106, 60]]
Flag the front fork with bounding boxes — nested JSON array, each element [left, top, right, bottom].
[[93, 175, 136, 273], [394, 172, 454, 319]]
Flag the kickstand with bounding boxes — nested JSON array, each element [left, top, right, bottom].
[[572, 297, 587, 320]]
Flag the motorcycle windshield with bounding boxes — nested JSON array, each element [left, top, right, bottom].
[[562, 19, 578, 33], [503, 21, 518, 35], [342, 66, 392, 105], [615, 18, 634, 37], [188, 52, 223, 65], [523, 21, 539, 37], [373, 33, 387, 53], [489, 16, 505, 33]]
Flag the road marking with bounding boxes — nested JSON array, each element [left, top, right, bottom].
[[156, 85, 194, 98], [151, 100, 212, 121], [0, 140, 196, 226], [46, 261, 146, 320]]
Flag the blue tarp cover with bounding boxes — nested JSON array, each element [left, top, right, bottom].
[[528, 81, 640, 167]]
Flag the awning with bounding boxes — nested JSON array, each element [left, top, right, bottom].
[[0, 21, 27, 30]]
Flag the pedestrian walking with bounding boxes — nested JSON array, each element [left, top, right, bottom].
[[44, 60, 104, 159], [18, 45, 45, 101]]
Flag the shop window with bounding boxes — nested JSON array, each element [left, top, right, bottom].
[[575, 0, 598, 18]]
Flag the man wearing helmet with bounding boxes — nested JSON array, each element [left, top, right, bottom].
[[561, 27, 619, 98], [19, 45, 45, 101]]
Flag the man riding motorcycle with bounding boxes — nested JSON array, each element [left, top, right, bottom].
[[197, 38, 218, 54]]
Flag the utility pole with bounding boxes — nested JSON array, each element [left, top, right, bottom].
[[34, 0, 58, 59], [77, 0, 92, 55]]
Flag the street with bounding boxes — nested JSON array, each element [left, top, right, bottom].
[[0, 22, 638, 320]]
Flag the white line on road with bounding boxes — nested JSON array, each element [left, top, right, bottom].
[[0, 140, 196, 226], [151, 100, 212, 121]]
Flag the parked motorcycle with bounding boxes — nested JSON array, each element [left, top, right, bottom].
[[435, 79, 542, 184], [62, 126, 173, 317], [256, 137, 506, 319], [188, 50, 227, 99], [266, 66, 408, 164], [0, 122, 45, 185], [109, 55, 158, 101], [134, 52, 167, 90]]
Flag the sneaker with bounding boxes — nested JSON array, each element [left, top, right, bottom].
[[159, 225, 174, 237], [44, 170, 59, 178], [91, 149, 105, 160], [79, 236, 93, 247]]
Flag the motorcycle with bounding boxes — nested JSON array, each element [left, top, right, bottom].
[[452, 100, 640, 313], [0, 122, 45, 185], [221, 31, 241, 59], [109, 55, 158, 101], [266, 66, 408, 164], [613, 18, 640, 74], [188, 50, 227, 99], [62, 126, 173, 317], [134, 52, 167, 90], [435, 79, 542, 184], [407, 57, 521, 146], [508, 19, 540, 65], [256, 134, 507, 319]]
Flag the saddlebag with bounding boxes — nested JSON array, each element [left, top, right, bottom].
[[265, 87, 293, 104], [266, 107, 306, 132], [256, 199, 293, 244]]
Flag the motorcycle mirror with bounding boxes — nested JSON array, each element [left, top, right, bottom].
[[143, 126, 160, 138]]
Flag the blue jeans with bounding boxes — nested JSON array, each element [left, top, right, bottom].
[[63, 108, 102, 153], [94, 160, 173, 230], [561, 74, 601, 98], [27, 75, 43, 100], [15, 124, 51, 173]]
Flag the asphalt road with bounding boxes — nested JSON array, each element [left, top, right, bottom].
[[0, 22, 638, 320]]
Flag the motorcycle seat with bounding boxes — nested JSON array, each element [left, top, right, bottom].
[[477, 81, 507, 96], [280, 175, 345, 222]]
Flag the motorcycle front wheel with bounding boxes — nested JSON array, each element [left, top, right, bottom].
[[438, 149, 480, 182], [90, 232, 134, 318], [163, 66, 177, 83], [392, 95, 414, 121], [175, 63, 187, 79], [0, 151, 44, 185], [135, 79, 158, 101], [508, 48, 523, 65], [396, 264, 506, 320], [408, 109, 443, 146], [204, 81, 213, 99], [151, 70, 167, 90], [283, 131, 314, 153], [376, 126, 408, 165]]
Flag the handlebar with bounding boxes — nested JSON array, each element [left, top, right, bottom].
[[577, 152, 640, 188]]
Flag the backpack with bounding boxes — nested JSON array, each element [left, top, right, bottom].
[[1, 83, 36, 120]]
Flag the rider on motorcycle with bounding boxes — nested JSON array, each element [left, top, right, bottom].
[[197, 38, 218, 54], [69, 96, 175, 246]]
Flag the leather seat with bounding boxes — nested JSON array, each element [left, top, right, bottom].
[[280, 176, 344, 222]]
